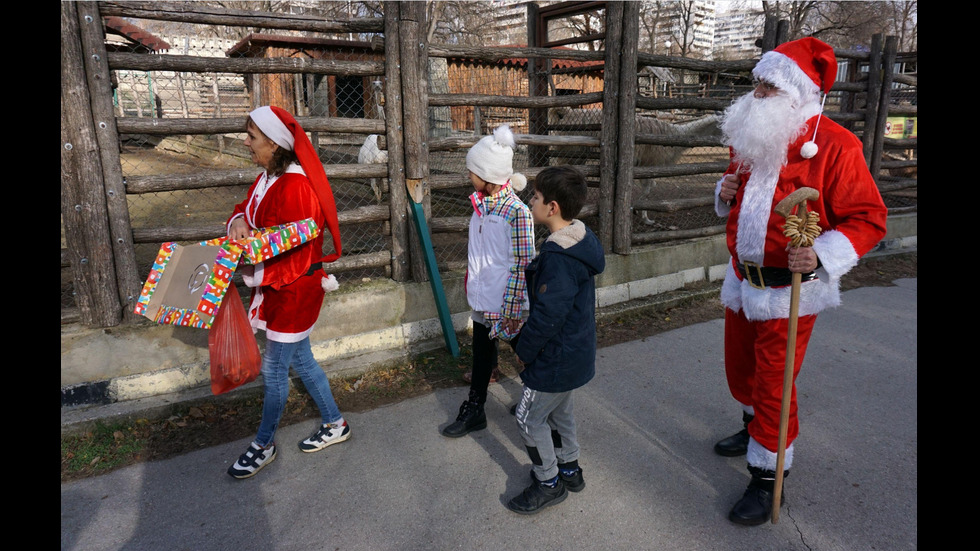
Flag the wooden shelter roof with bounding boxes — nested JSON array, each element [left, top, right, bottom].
[[451, 45, 604, 72], [226, 33, 377, 57], [103, 17, 171, 53]]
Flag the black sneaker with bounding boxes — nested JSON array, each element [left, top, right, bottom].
[[227, 442, 277, 479], [506, 477, 568, 515], [441, 400, 486, 438], [298, 421, 351, 453]]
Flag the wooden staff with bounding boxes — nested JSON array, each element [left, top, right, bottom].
[[771, 187, 822, 524]]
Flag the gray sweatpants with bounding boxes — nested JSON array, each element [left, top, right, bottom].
[[514, 385, 580, 481]]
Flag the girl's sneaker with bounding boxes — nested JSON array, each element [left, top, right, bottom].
[[227, 442, 277, 479], [298, 421, 351, 453]]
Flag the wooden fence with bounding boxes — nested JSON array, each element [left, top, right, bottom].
[[61, 1, 917, 328]]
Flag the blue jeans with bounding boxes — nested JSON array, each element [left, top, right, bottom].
[[255, 337, 342, 447]]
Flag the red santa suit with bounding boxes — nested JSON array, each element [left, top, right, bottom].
[[228, 164, 328, 343], [714, 114, 888, 470]]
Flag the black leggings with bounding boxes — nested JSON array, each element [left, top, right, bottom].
[[468, 320, 519, 404]]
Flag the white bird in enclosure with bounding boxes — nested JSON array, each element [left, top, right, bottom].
[[358, 134, 388, 203]]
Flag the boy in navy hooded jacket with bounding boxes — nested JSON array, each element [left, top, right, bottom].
[[506, 166, 606, 515]]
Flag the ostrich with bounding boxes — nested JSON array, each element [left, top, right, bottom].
[[551, 108, 722, 225], [358, 134, 388, 203]]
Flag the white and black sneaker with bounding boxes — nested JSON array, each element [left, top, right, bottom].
[[227, 442, 277, 479], [298, 421, 351, 453]]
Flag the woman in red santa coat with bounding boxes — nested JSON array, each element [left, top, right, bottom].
[[225, 106, 350, 479], [713, 38, 888, 524]]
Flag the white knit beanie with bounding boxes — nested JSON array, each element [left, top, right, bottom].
[[466, 125, 527, 191]]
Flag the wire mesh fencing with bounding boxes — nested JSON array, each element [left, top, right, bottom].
[[63, 6, 916, 317]]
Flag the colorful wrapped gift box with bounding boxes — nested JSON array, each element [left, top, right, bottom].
[[200, 218, 320, 265], [134, 218, 320, 329]]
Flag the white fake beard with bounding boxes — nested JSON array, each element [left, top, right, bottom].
[[721, 92, 809, 173]]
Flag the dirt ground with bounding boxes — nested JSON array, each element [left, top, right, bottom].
[[61, 250, 916, 483]]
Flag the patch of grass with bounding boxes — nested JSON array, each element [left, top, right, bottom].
[[61, 421, 147, 476]]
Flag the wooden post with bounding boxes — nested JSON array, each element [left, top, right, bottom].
[[527, 2, 549, 167], [395, 1, 459, 357], [62, 1, 123, 327], [398, 1, 431, 283], [76, 1, 142, 322], [598, 1, 623, 252], [383, 1, 411, 282], [870, 36, 898, 181], [759, 14, 778, 52], [842, 54, 857, 132], [775, 20, 789, 47], [129, 71, 144, 117], [306, 73, 319, 150], [613, 1, 638, 254], [863, 34, 884, 164]]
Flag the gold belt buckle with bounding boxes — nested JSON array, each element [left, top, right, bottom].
[[743, 261, 766, 290]]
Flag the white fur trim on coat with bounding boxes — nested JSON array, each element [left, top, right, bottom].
[[735, 166, 780, 264], [812, 229, 859, 281], [747, 437, 793, 471], [721, 262, 841, 321], [753, 51, 821, 108]]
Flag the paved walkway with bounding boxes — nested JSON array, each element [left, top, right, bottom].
[[61, 279, 917, 551]]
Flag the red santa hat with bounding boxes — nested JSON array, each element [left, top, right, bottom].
[[249, 105, 342, 263], [752, 37, 837, 159]]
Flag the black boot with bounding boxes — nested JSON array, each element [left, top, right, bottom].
[[528, 461, 586, 492], [557, 460, 585, 492], [728, 466, 787, 526], [441, 398, 486, 438], [506, 476, 568, 515], [714, 412, 753, 457]]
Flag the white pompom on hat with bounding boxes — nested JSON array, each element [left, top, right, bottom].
[[753, 37, 837, 159], [466, 124, 527, 191]]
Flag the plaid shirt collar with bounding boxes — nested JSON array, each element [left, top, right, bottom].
[[469, 181, 512, 215]]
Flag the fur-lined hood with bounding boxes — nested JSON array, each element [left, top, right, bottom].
[[540, 220, 605, 276]]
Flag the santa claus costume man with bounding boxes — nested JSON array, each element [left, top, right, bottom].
[[713, 37, 888, 525]]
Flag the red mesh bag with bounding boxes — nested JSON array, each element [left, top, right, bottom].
[[208, 282, 262, 394]]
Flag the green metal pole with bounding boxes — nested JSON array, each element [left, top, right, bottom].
[[408, 201, 460, 357]]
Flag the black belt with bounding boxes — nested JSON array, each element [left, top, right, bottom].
[[306, 262, 323, 276], [736, 261, 817, 289]]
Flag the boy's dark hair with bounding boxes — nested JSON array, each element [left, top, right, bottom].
[[533, 166, 587, 220]]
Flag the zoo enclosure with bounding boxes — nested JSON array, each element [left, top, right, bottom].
[[62, 1, 918, 328]]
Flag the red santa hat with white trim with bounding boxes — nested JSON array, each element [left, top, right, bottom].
[[752, 37, 837, 159], [249, 105, 343, 264]]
